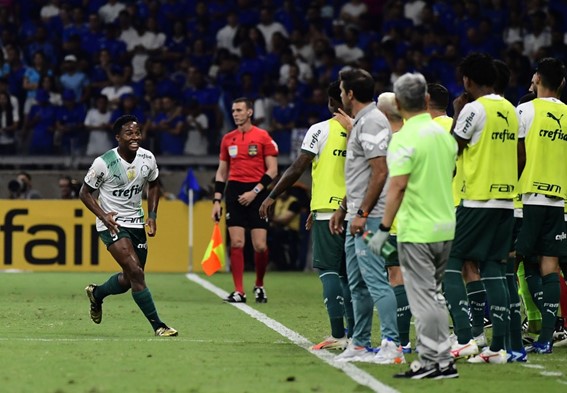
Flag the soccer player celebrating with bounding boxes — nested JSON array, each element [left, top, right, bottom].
[[80, 114, 178, 337]]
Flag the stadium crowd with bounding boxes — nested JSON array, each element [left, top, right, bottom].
[[1, 0, 567, 158]]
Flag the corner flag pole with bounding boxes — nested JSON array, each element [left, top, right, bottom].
[[188, 188, 194, 273]]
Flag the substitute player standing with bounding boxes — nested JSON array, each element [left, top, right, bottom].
[[80, 114, 177, 337], [516, 57, 567, 354], [443, 53, 520, 363], [212, 97, 278, 303]]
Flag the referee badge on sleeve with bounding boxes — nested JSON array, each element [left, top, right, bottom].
[[248, 144, 258, 156], [229, 145, 238, 157]]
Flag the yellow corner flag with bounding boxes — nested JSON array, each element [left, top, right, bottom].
[[201, 222, 225, 276]]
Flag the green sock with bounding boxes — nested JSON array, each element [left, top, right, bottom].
[[517, 261, 542, 324], [319, 271, 346, 338], [340, 275, 354, 339], [507, 265, 523, 351], [132, 288, 163, 331], [466, 280, 486, 337], [444, 257, 473, 343], [393, 285, 411, 346], [539, 273, 560, 343], [94, 273, 130, 302], [524, 262, 544, 313], [481, 261, 509, 352]]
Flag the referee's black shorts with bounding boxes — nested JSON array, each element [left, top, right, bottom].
[[225, 181, 269, 229]]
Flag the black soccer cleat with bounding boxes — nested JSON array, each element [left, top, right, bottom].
[[85, 284, 102, 324], [253, 286, 267, 303], [224, 291, 247, 303]]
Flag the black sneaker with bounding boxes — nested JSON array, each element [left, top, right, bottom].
[[394, 361, 439, 379], [224, 291, 246, 303], [85, 284, 102, 324], [434, 362, 459, 379], [254, 286, 267, 303]]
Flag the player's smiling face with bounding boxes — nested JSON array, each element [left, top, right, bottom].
[[117, 121, 142, 153]]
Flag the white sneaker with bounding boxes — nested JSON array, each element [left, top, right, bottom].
[[474, 333, 487, 348], [311, 336, 349, 350], [450, 339, 479, 359], [467, 347, 507, 364], [334, 342, 376, 362], [373, 338, 406, 364]]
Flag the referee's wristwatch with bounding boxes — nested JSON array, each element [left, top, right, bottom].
[[253, 186, 261, 194], [356, 209, 369, 218]]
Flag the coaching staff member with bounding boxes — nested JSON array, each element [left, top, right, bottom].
[[211, 97, 278, 303]]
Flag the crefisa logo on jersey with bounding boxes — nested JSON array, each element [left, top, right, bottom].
[[112, 184, 144, 198]]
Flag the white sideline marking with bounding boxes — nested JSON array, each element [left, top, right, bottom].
[[522, 364, 545, 369], [186, 273, 400, 393], [540, 371, 563, 377]]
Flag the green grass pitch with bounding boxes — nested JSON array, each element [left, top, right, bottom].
[[1, 271, 565, 393]]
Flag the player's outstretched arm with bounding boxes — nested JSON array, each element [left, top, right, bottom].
[[259, 152, 313, 220]]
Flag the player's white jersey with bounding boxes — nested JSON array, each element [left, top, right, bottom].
[[84, 147, 159, 231]]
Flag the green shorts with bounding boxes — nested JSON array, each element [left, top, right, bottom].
[[450, 206, 514, 263], [516, 204, 567, 260], [312, 219, 346, 275], [384, 235, 399, 268], [99, 227, 148, 268]]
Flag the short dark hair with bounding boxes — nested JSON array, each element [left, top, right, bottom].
[[536, 57, 566, 92], [113, 114, 138, 134], [427, 83, 449, 111], [339, 68, 375, 103], [232, 97, 253, 109], [493, 59, 510, 95], [327, 80, 341, 103], [459, 52, 497, 88]]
